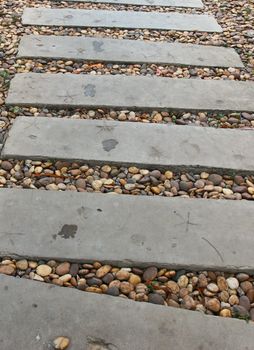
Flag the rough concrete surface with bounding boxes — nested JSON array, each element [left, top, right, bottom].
[[22, 8, 223, 32], [6, 73, 254, 112], [18, 35, 244, 68], [1, 189, 254, 271], [2, 117, 254, 173], [58, 0, 204, 8]]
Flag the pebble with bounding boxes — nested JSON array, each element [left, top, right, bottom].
[[148, 293, 165, 305], [166, 281, 179, 294], [16, 259, 28, 270], [96, 265, 111, 278], [143, 267, 158, 282], [129, 274, 141, 286], [207, 283, 219, 293], [177, 275, 189, 288], [106, 286, 120, 296], [87, 277, 103, 287], [217, 276, 228, 291], [102, 273, 114, 284], [53, 336, 70, 350], [236, 273, 250, 282], [36, 265, 52, 277], [116, 269, 130, 281], [228, 295, 239, 305], [182, 295, 196, 310], [59, 274, 72, 283], [226, 277, 239, 290], [220, 309, 232, 317], [239, 295, 251, 311], [56, 262, 70, 276], [232, 305, 250, 318], [0, 265, 15, 275], [1, 161, 13, 171], [120, 282, 134, 295], [92, 180, 103, 191], [208, 174, 222, 185], [206, 298, 221, 313], [247, 288, 254, 303], [198, 274, 208, 288]]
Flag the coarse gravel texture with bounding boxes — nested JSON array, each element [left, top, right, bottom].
[[1, 159, 254, 200], [0, 0, 253, 140], [1, 257, 254, 322]]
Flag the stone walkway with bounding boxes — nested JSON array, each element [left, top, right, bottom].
[[0, 0, 254, 348]]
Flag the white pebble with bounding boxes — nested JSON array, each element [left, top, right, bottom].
[[226, 277, 239, 290]]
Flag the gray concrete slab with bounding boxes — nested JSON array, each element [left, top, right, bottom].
[[1, 189, 254, 271], [3, 117, 254, 173], [6, 73, 254, 112], [57, 0, 204, 8], [22, 8, 222, 32], [1, 275, 254, 350], [18, 35, 244, 68]]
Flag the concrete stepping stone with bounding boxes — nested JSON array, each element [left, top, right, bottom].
[[56, 0, 204, 8], [18, 35, 244, 68], [6, 73, 254, 112], [1, 275, 254, 350], [22, 8, 222, 33], [2, 117, 254, 173], [1, 189, 254, 271]]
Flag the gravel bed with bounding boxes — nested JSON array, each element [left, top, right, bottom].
[[1, 257, 254, 322], [1, 159, 254, 200], [0, 0, 253, 136]]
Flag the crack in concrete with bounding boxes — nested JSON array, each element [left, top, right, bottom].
[[202, 237, 224, 263]]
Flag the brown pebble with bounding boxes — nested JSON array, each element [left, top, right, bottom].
[[166, 280, 180, 294], [1, 161, 13, 171], [143, 266, 158, 282], [167, 299, 180, 308], [240, 281, 253, 293], [179, 288, 189, 298], [206, 298, 221, 313], [129, 274, 141, 286], [86, 287, 102, 294], [93, 261, 102, 269], [247, 288, 254, 303], [198, 274, 208, 288], [16, 259, 28, 271], [132, 267, 143, 275], [116, 269, 130, 281], [56, 262, 70, 276], [109, 280, 121, 289], [59, 274, 72, 283], [120, 281, 134, 294], [52, 278, 64, 286], [217, 276, 228, 291], [229, 295, 239, 305], [0, 265, 15, 275], [219, 291, 230, 302], [182, 295, 196, 310], [96, 265, 111, 278], [236, 273, 249, 282], [36, 265, 52, 277], [53, 336, 70, 349], [220, 309, 232, 317]]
